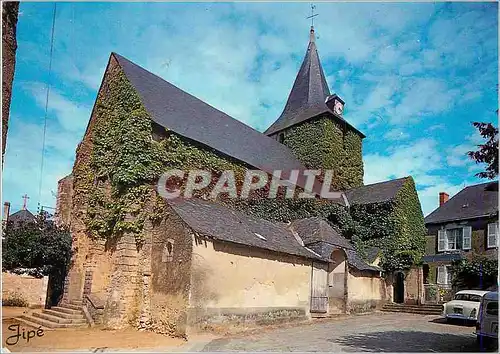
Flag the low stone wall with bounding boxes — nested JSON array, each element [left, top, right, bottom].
[[347, 270, 386, 313], [187, 307, 307, 334], [2, 272, 48, 308], [84, 293, 105, 325]]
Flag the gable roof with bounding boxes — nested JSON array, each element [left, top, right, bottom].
[[8, 209, 36, 223], [290, 217, 353, 250], [424, 181, 498, 225], [345, 177, 408, 205], [112, 53, 306, 179], [264, 28, 364, 138], [169, 198, 326, 261]]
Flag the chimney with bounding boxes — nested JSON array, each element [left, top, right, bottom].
[[3, 202, 10, 221], [439, 192, 449, 207]]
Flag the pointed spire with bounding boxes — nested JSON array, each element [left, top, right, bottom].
[[265, 26, 331, 136]]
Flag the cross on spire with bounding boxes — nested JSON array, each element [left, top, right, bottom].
[[306, 4, 318, 28], [21, 194, 29, 210]]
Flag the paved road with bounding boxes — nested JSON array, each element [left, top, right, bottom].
[[201, 312, 488, 352]]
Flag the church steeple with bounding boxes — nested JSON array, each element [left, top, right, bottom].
[[265, 26, 331, 136], [264, 24, 365, 190]]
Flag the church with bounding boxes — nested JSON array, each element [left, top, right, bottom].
[[49, 25, 426, 337]]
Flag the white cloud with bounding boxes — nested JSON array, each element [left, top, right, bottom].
[[22, 81, 91, 133], [384, 128, 410, 141]]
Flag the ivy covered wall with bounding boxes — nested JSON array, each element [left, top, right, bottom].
[[350, 177, 427, 272], [280, 117, 364, 190]]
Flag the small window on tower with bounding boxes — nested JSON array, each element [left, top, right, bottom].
[[162, 239, 174, 262], [278, 133, 285, 144]]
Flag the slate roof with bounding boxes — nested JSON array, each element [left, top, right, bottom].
[[8, 209, 36, 223], [424, 181, 498, 224], [290, 217, 353, 250], [365, 246, 382, 263], [168, 198, 326, 261], [112, 53, 307, 181], [264, 28, 364, 138], [422, 252, 464, 264], [345, 177, 408, 205], [346, 249, 381, 272]]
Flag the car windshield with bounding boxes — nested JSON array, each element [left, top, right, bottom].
[[453, 293, 482, 302]]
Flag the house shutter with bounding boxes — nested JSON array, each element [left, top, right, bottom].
[[487, 223, 498, 248], [438, 229, 446, 252], [462, 226, 472, 250], [437, 266, 446, 284]]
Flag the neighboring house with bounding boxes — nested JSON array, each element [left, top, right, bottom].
[[6, 208, 36, 230], [423, 181, 498, 289]]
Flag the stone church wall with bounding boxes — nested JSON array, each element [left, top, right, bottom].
[[187, 238, 311, 334], [148, 208, 193, 337]]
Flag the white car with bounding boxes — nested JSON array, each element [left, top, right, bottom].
[[443, 289, 490, 323]]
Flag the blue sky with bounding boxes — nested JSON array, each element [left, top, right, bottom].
[[2, 2, 498, 216]]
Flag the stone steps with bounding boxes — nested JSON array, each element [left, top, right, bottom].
[[59, 303, 84, 311], [15, 301, 88, 330], [15, 316, 55, 331], [382, 303, 443, 315], [32, 311, 86, 325], [50, 306, 83, 315], [42, 308, 84, 319]]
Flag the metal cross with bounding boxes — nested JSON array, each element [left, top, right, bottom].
[[21, 194, 30, 210], [306, 4, 318, 27]]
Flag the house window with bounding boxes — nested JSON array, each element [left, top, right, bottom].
[[438, 226, 471, 252], [487, 222, 498, 248], [278, 133, 285, 144], [437, 265, 452, 285]]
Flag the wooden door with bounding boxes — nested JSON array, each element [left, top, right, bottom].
[[310, 262, 328, 313]]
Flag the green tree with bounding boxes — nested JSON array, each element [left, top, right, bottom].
[[468, 122, 498, 179], [451, 256, 498, 290], [2, 211, 72, 306]]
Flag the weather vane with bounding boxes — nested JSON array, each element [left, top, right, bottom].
[[306, 4, 318, 27]]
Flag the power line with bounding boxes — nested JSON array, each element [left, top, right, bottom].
[[37, 3, 57, 208]]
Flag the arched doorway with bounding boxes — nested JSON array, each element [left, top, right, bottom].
[[393, 271, 405, 304]]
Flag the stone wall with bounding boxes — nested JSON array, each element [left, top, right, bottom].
[[403, 267, 424, 305], [149, 208, 193, 338], [2, 272, 49, 308], [347, 270, 385, 313], [187, 237, 312, 334], [54, 175, 74, 227], [2, 1, 19, 160]]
